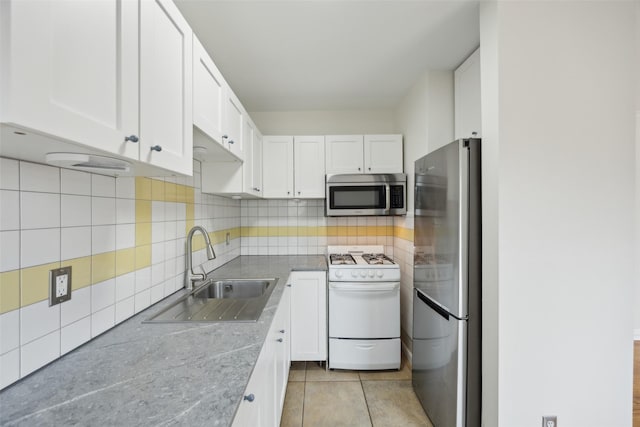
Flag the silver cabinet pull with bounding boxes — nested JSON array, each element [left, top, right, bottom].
[[279, 329, 285, 333], [276, 338, 283, 343], [368, 167, 371, 171], [297, 191, 301, 195], [358, 167, 361, 171], [150, 145, 162, 152], [253, 187, 261, 192], [228, 140, 234, 145], [222, 135, 228, 139], [124, 135, 138, 143], [244, 394, 255, 402]]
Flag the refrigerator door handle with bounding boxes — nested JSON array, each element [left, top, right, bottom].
[[415, 289, 468, 321]]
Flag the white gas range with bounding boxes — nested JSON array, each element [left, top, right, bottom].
[[327, 245, 401, 370]]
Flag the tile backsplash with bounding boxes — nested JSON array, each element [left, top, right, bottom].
[[0, 158, 240, 389], [1, 157, 415, 390]]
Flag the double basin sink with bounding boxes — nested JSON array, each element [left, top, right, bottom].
[[145, 278, 278, 323]]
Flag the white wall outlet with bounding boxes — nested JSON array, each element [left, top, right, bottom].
[[49, 266, 72, 306], [542, 415, 557, 427]]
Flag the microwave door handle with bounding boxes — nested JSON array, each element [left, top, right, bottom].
[[385, 183, 391, 214]]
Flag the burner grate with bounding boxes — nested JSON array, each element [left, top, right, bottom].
[[361, 253, 395, 265], [329, 254, 356, 265]]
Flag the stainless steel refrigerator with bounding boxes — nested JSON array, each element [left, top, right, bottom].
[[412, 138, 481, 427]]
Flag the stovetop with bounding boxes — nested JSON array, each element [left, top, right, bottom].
[[327, 246, 400, 282]]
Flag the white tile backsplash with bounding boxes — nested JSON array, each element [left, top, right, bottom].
[[91, 305, 115, 337], [20, 300, 60, 345], [115, 224, 135, 250], [115, 272, 136, 302], [91, 225, 116, 255], [91, 279, 115, 313], [61, 287, 91, 327], [0, 310, 20, 354], [92, 197, 116, 226], [61, 194, 91, 227], [21, 192, 59, 229], [0, 190, 20, 231], [115, 199, 135, 224], [0, 158, 20, 190], [134, 289, 151, 314], [20, 162, 59, 193], [135, 267, 151, 293], [0, 230, 20, 271], [61, 169, 91, 196], [20, 228, 59, 268], [115, 296, 134, 324], [61, 226, 92, 260], [91, 175, 115, 198], [115, 177, 135, 199], [0, 349, 20, 389], [61, 317, 91, 355]]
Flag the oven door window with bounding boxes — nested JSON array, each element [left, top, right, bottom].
[[329, 186, 385, 209]]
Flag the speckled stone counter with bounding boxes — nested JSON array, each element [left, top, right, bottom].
[[0, 256, 326, 427]]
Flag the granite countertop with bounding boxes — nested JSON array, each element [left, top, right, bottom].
[[0, 255, 327, 427]]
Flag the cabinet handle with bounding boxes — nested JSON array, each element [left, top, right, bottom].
[[368, 167, 371, 171], [286, 284, 291, 287], [244, 394, 255, 402], [297, 191, 301, 195], [228, 140, 234, 145], [124, 135, 139, 143], [253, 187, 261, 192], [150, 145, 162, 152], [287, 191, 290, 195], [222, 135, 228, 139], [279, 329, 285, 333], [358, 167, 361, 171], [276, 338, 283, 343]]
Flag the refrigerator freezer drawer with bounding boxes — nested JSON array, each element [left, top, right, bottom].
[[329, 338, 400, 370]]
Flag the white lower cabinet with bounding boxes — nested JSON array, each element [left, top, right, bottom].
[[233, 285, 291, 427], [290, 271, 327, 361]]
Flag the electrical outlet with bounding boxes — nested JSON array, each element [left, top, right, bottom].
[[542, 415, 557, 427], [49, 266, 72, 306]]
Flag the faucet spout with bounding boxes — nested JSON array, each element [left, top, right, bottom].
[[185, 226, 216, 290]]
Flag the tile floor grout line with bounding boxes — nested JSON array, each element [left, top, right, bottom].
[[359, 376, 375, 427]]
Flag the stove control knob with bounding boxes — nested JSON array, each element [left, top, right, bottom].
[[359, 270, 366, 278], [351, 270, 358, 278], [376, 270, 384, 278], [368, 270, 375, 278], [335, 270, 343, 278]]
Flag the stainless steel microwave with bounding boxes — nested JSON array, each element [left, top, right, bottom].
[[325, 173, 407, 216]]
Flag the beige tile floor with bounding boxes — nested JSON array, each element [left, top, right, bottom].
[[280, 357, 433, 427]]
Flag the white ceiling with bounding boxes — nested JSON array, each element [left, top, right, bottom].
[[174, 0, 480, 112]]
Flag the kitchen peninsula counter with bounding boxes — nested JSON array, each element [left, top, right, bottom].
[[0, 256, 326, 427]]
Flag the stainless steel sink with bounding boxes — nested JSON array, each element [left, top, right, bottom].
[[192, 279, 272, 300], [144, 278, 278, 323]]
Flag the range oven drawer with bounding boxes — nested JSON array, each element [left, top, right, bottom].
[[329, 338, 400, 370]]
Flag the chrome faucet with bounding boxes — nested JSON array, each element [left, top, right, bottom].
[[185, 226, 216, 290]]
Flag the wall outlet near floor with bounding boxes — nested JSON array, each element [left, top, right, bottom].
[[49, 266, 72, 306], [542, 415, 557, 427]]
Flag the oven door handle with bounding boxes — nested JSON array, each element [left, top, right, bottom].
[[329, 282, 399, 292]]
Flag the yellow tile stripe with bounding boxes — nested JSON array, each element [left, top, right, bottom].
[[393, 226, 414, 242], [239, 225, 396, 238]]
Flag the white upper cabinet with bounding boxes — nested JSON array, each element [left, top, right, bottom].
[[0, 0, 193, 176], [293, 136, 325, 198], [262, 136, 325, 199], [193, 35, 226, 147], [252, 130, 263, 195], [262, 136, 294, 198], [326, 134, 403, 174], [224, 88, 244, 158], [139, 0, 193, 176], [325, 135, 364, 174], [0, 0, 139, 161], [455, 48, 481, 139]]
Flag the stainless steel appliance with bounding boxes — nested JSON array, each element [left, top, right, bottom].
[[327, 245, 401, 370], [325, 173, 407, 216], [412, 138, 481, 427]]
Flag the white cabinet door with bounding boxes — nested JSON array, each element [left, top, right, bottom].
[[1, 0, 139, 160], [262, 136, 294, 198], [139, 0, 193, 176], [225, 88, 244, 158], [290, 271, 327, 361], [325, 135, 364, 174], [193, 35, 226, 145], [364, 134, 403, 173], [252, 130, 264, 196], [272, 286, 291, 426], [232, 343, 268, 427], [455, 48, 481, 139], [294, 136, 325, 198]]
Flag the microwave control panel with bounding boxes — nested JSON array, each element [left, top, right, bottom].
[[390, 185, 404, 208]]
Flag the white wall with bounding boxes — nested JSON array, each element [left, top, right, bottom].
[[249, 109, 395, 135], [481, 2, 636, 426]]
